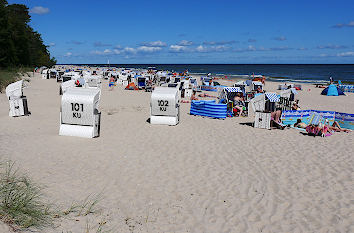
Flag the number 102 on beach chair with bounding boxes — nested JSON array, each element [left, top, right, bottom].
[[150, 87, 180, 126]]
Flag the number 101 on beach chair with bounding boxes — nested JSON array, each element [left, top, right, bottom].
[[59, 88, 101, 138], [150, 87, 180, 126]]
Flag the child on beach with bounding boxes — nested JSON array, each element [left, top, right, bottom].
[[109, 76, 115, 91], [233, 93, 246, 116]]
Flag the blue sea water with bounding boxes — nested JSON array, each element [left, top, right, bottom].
[[77, 64, 354, 83]]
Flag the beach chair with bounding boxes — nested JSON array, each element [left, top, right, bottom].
[[6, 80, 30, 117]]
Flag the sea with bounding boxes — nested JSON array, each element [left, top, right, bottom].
[[73, 64, 354, 83]]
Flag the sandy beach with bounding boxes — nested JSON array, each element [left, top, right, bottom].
[[0, 73, 353, 232]]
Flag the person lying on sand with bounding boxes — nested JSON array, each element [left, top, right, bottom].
[[198, 93, 216, 98], [191, 90, 198, 100], [325, 121, 351, 133], [294, 119, 351, 133], [294, 119, 307, 128]]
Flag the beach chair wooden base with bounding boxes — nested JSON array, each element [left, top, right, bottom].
[[254, 112, 271, 129], [9, 97, 30, 117]]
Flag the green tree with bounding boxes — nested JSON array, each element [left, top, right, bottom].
[[0, 1, 56, 68]]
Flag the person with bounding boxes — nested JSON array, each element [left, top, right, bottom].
[[191, 90, 198, 100], [271, 110, 282, 124], [326, 121, 351, 133], [329, 76, 333, 84], [261, 76, 266, 85], [295, 119, 351, 133], [271, 110, 286, 129], [292, 100, 301, 110], [109, 76, 115, 91], [233, 93, 245, 116], [294, 119, 307, 129]]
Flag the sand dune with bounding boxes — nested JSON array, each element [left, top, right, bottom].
[[0, 74, 353, 232]]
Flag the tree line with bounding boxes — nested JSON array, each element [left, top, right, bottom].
[[0, 0, 56, 68]]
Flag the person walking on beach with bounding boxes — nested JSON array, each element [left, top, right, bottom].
[[109, 76, 115, 91], [329, 76, 333, 84]]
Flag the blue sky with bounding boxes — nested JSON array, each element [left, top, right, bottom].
[[8, 0, 354, 64]]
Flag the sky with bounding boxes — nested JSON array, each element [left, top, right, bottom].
[[8, 0, 354, 64]]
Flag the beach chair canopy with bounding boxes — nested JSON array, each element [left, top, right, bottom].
[[224, 87, 242, 93], [6, 80, 24, 99], [233, 81, 246, 86], [252, 81, 263, 86], [265, 92, 280, 102], [245, 80, 252, 86]]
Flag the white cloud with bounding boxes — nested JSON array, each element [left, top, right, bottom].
[[169, 44, 231, 53], [137, 46, 162, 53], [67, 40, 84, 45], [48, 43, 55, 47], [209, 45, 230, 52], [178, 40, 193, 46], [30, 6, 50, 15], [203, 40, 236, 45], [124, 47, 137, 54], [196, 45, 207, 52], [140, 41, 167, 47], [273, 36, 287, 41], [91, 45, 161, 56], [269, 46, 292, 51], [317, 44, 348, 49], [235, 45, 292, 52], [169, 45, 189, 53], [94, 41, 112, 47], [337, 51, 354, 57], [113, 49, 121, 54], [247, 45, 257, 51], [91, 50, 103, 55], [64, 52, 72, 57], [332, 21, 354, 28]]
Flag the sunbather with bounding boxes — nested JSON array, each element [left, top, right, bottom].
[[191, 90, 198, 100], [295, 119, 351, 133], [294, 119, 307, 128], [326, 121, 351, 133], [198, 93, 216, 98]]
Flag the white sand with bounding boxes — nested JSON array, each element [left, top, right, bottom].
[[0, 73, 353, 232]]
